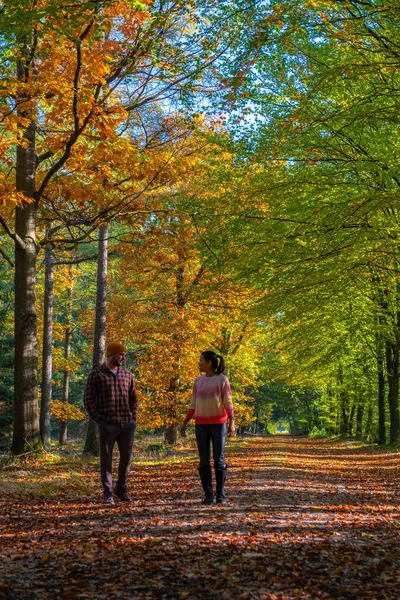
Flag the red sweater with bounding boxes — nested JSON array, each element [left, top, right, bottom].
[[186, 374, 234, 424]]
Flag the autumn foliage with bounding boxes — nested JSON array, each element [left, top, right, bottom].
[[1, 0, 400, 453]]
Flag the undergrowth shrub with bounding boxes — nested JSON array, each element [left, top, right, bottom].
[[309, 426, 329, 439]]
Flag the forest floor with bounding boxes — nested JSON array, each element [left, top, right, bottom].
[[0, 435, 399, 600]]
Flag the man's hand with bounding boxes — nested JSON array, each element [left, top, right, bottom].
[[180, 424, 187, 437]]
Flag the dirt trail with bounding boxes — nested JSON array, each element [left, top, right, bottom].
[[0, 436, 399, 599]]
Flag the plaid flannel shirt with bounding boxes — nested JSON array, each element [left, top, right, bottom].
[[84, 364, 138, 425]]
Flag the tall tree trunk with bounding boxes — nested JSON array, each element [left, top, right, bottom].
[[355, 400, 364, 438], [219, 326, 233, 378], [12, 40, 41, 453], [339, 391, 349, 435], [164, 413, 177, 445], [336, 365, 349, 436], [59, 278, 73, 445], [13, 201, 40, 454], [348, 401, 356, 436], [84, 224, 108, 455], [303, 394, 312, 432], [335, 403, 341, 435], [40, 242, 54, 449], [386, 339, 400, 443], [164, 373, 178, 445], [164, 260, 184, 446], [364, 406, 373, 439], [378, 350, 386, 445]]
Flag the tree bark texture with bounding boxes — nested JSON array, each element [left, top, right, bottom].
[[164, 258, 184, 446], [355, 401, 364, 438], [40, 242, 54, 449], [378, 351, 386, 445], [164, 421, 177, 445], [59, 279, 73, 445], [364, 407, 373, 439], [92, 224, 108, 371], [84, 224, 108, 455], [12, 51, 41, 453], [339, 391, 349, 435], [386, 339, 400, 443], [348, 402, 356, 436]]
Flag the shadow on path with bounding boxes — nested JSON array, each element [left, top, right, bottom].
[[0, 436, 399, 599]]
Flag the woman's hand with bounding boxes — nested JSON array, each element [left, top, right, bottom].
[[227, 419, 236, 437]]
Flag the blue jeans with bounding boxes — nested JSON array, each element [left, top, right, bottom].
[[195, 423, 227, 469]]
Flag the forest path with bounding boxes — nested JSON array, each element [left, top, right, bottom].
[[0, 436, 399, 599]]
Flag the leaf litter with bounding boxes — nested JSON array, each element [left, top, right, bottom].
[[0, 436, 399, 599]]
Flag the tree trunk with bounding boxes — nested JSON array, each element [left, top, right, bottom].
[[13, 202, 41, 454], [219, 326, 233, 377], [386, 339, 400, 443], [12, 45, 41, 453], [339, 391, 349, 435], [335, 403, 341, 435], [164, 258, 185, 446], [92, 224, 108, 371], [84, 224, 108, 455], [164, 422, 177, 445], [355, 400, 364, 438], [59, 279, 73, 445], [378, 350, 386, 445], [364, 406, 373, 439], [40, 242, 54, 449], [348, 401, 356, 436], [164, 373, 179, 446]]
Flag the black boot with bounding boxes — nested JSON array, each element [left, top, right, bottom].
[[114, 484, 132, 502], [198, 466, 214, 505], [215, 464, 227, 504]]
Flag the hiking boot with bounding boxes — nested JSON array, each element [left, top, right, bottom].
[[103, 490, 115, 505], [114, 485, 132, 502]]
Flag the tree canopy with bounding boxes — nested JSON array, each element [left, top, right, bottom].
[[1, 0, 400, 451]]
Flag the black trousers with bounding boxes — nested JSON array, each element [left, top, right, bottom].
[[98, 420, 136, 492], [195, 423, 227, 469]]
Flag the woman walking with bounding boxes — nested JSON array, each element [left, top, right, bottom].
[[181, 351, 235, 504]]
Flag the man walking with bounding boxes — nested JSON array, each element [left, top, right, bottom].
[[84, 342, 138, 505]]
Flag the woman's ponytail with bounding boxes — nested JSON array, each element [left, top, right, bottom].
[[201, 350, 225, 374], [216, 355, 225, 375]]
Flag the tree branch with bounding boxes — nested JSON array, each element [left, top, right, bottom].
[[0, 212, 26, 250], [0, 245, 14, 267], [53, 253, 98, 266]]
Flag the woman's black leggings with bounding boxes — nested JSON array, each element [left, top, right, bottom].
[[195, 423, 227, 469]]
